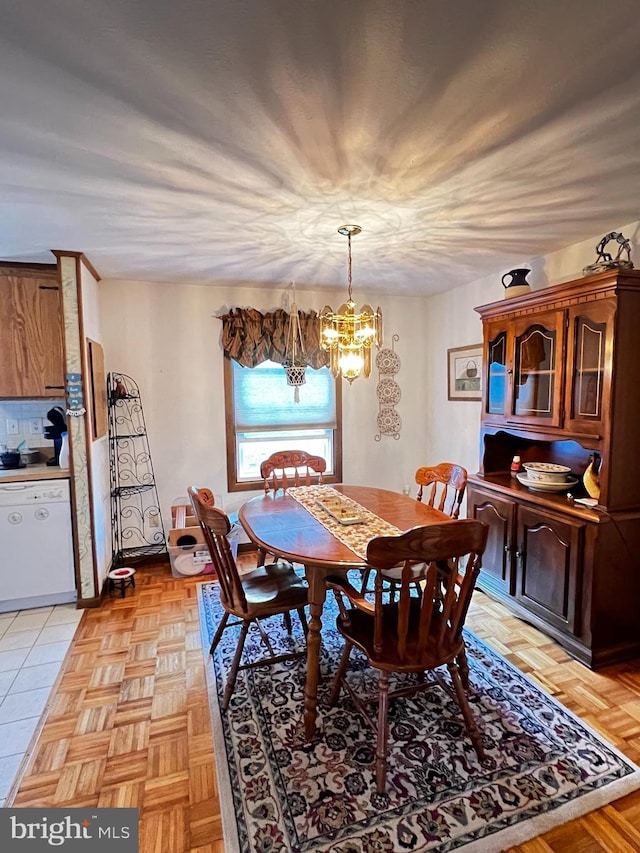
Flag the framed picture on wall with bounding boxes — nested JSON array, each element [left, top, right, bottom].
[[447, 343, 482, 401]]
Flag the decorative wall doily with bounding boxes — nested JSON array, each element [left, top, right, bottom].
[[375, 334, 401, 441], [377, 377, 402, 406], [375, 348, 401, 375]]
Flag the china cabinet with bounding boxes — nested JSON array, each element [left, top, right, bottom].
[[0, 262, 65, 398], [469, 268, 640, 668]]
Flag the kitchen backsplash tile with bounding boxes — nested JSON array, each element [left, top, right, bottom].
[[0, 400, 61, 449]]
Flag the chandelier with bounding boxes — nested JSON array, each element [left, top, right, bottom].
[[319, 225, 383, 383]]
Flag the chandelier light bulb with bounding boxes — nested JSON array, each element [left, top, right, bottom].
[[339, 350, 365, 381]]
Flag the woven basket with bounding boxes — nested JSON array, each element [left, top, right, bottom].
[[285, 365, 307, 387]]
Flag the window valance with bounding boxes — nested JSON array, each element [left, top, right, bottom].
[[219, 307, 329, 369]]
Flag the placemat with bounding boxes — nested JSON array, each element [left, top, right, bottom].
[[286, 485, 402, 560]]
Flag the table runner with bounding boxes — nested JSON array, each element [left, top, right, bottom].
[[286, 485, 402, 560]]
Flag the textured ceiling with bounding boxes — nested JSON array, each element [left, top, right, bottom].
[[1, 0, 640, 295]]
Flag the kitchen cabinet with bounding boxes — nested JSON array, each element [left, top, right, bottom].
[[0, 263, 65, 398], [470, 269, 640, 668]]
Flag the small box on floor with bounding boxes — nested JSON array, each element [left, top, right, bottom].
[[167, 527, 216, 578]]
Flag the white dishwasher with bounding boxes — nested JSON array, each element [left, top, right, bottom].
[[0, 479, 76, 612]]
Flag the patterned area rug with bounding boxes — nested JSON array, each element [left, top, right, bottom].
[[197, 580, 640, 853]]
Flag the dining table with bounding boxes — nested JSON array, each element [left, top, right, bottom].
[[238, 484, 450, 741]]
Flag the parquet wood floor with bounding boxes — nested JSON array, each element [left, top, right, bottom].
[[8, 559, 640, 852]]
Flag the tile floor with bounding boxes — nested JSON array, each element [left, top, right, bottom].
[[0, 603, 83, 805]]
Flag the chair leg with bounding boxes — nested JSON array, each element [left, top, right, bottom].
[[257, 548, 267, 567], [222, 620, 250, 710], [329, 642, 352, 706], [283, 611, 293, 634], [447, 661, 485, 761], [376, 671, 390, 794], [360, 568, 371, 595], [297, 607, 308, 637], [255, 618, 276, 656], [457, 646, 470, 691], [209, 611, 230, 655]]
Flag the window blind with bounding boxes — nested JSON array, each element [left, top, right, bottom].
[[233, 360, 336, 431]]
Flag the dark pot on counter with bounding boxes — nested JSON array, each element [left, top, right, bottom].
[[1, 451, 22, 469]]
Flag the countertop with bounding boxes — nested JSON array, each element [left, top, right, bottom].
[[0, 463, 70, 483]]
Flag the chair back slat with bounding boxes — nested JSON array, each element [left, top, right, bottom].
[[260, 450, 326, 494], [188, 486, 248, 613], [415, 463, 467, 519], [415, 562, 438, 656], [366, 520, 488, 665], [373, 570, 384, 655]]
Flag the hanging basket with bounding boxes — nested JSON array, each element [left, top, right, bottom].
[[283, 296, 307, 392], [284, 364, 307, 387]]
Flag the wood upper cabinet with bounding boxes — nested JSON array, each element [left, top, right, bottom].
[[0, 266, 65, 398], [564, 299, 615, 437], [480, 284, 620, 439], [510, 309, 566, 428]]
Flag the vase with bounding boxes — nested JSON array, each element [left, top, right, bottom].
[[502, 268, 532, 299], [583, 452, 601, 501], [59, 431, 70, 469]]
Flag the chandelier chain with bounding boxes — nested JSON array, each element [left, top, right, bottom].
[[347, 232, 353, 302]]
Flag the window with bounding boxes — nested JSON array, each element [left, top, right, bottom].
[[224, 358, 342, 491]]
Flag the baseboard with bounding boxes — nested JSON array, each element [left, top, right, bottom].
[[76, 595, 102, 608]]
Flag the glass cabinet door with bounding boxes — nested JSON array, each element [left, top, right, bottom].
[[486, 329, 508, 417], [565, 300, 614, 436], [510, 311, 565, 427]]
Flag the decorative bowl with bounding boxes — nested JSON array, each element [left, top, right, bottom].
[[522, 462, 572, 483], [517, 472, 579, 493]]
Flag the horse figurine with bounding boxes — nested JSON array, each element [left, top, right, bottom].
[[584, 232, 634, 276]]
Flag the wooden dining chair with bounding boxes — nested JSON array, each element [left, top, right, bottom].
[[328, 519, 489, 793], [257, 450, 327, 568], [188, 486, 309, 710], [415, 462, 467, 518], [260, 450, 327, 494], [360, 463, 468, 596]]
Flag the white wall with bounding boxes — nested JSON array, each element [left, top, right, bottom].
[[99, 219, 640, 529], [98, 282, 429, 525], [79, 262, 111, 585]]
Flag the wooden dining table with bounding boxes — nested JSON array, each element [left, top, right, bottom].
[[238, 484, 450, 741]]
